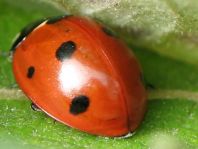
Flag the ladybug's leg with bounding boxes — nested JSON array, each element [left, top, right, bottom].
[[53, 120, 57, 124], [30, 103, 57, 123], [146, 83, 155, 90], [140, 73, 155, 90], [31, 103, 41, 112]]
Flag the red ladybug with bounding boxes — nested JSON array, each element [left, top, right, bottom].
[[11, 15, 147, 137]]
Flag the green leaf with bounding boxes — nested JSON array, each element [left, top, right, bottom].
[[0, 99, 197, 149], [0, 0, 198, 149], [44, 0, 198, 66]]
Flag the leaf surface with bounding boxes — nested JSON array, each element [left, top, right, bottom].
[[0, 0, 197, 148]]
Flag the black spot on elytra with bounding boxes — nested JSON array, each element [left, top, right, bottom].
[[27, 66, 35, 78], [56, 41, 76, 61], [46, 15, 72, 24], [102, 27, 115, 37], [10, 19, 46, 53], [70, 95, 89, 115], [31, 103, 41, 111]]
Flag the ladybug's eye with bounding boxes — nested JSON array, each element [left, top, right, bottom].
[[56, 41, 76, 61], [70, 95, 90, 115]]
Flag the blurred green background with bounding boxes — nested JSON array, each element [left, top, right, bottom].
[[0, 0, 198, 148]]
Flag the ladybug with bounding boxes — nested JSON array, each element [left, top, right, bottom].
[[11, 15, 147, 137]]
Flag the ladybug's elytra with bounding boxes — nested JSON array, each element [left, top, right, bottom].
[[11, 15, 147, 137]]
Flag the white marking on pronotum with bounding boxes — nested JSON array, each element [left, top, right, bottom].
[[11, 20, 47, 51], [33, 20, 47, 32], [13, 36, 26, 51]]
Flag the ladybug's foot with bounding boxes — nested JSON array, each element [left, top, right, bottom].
[[31, 103, 41, 112], [146, 83, 155, 90], [53, 120, 57, 124]]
